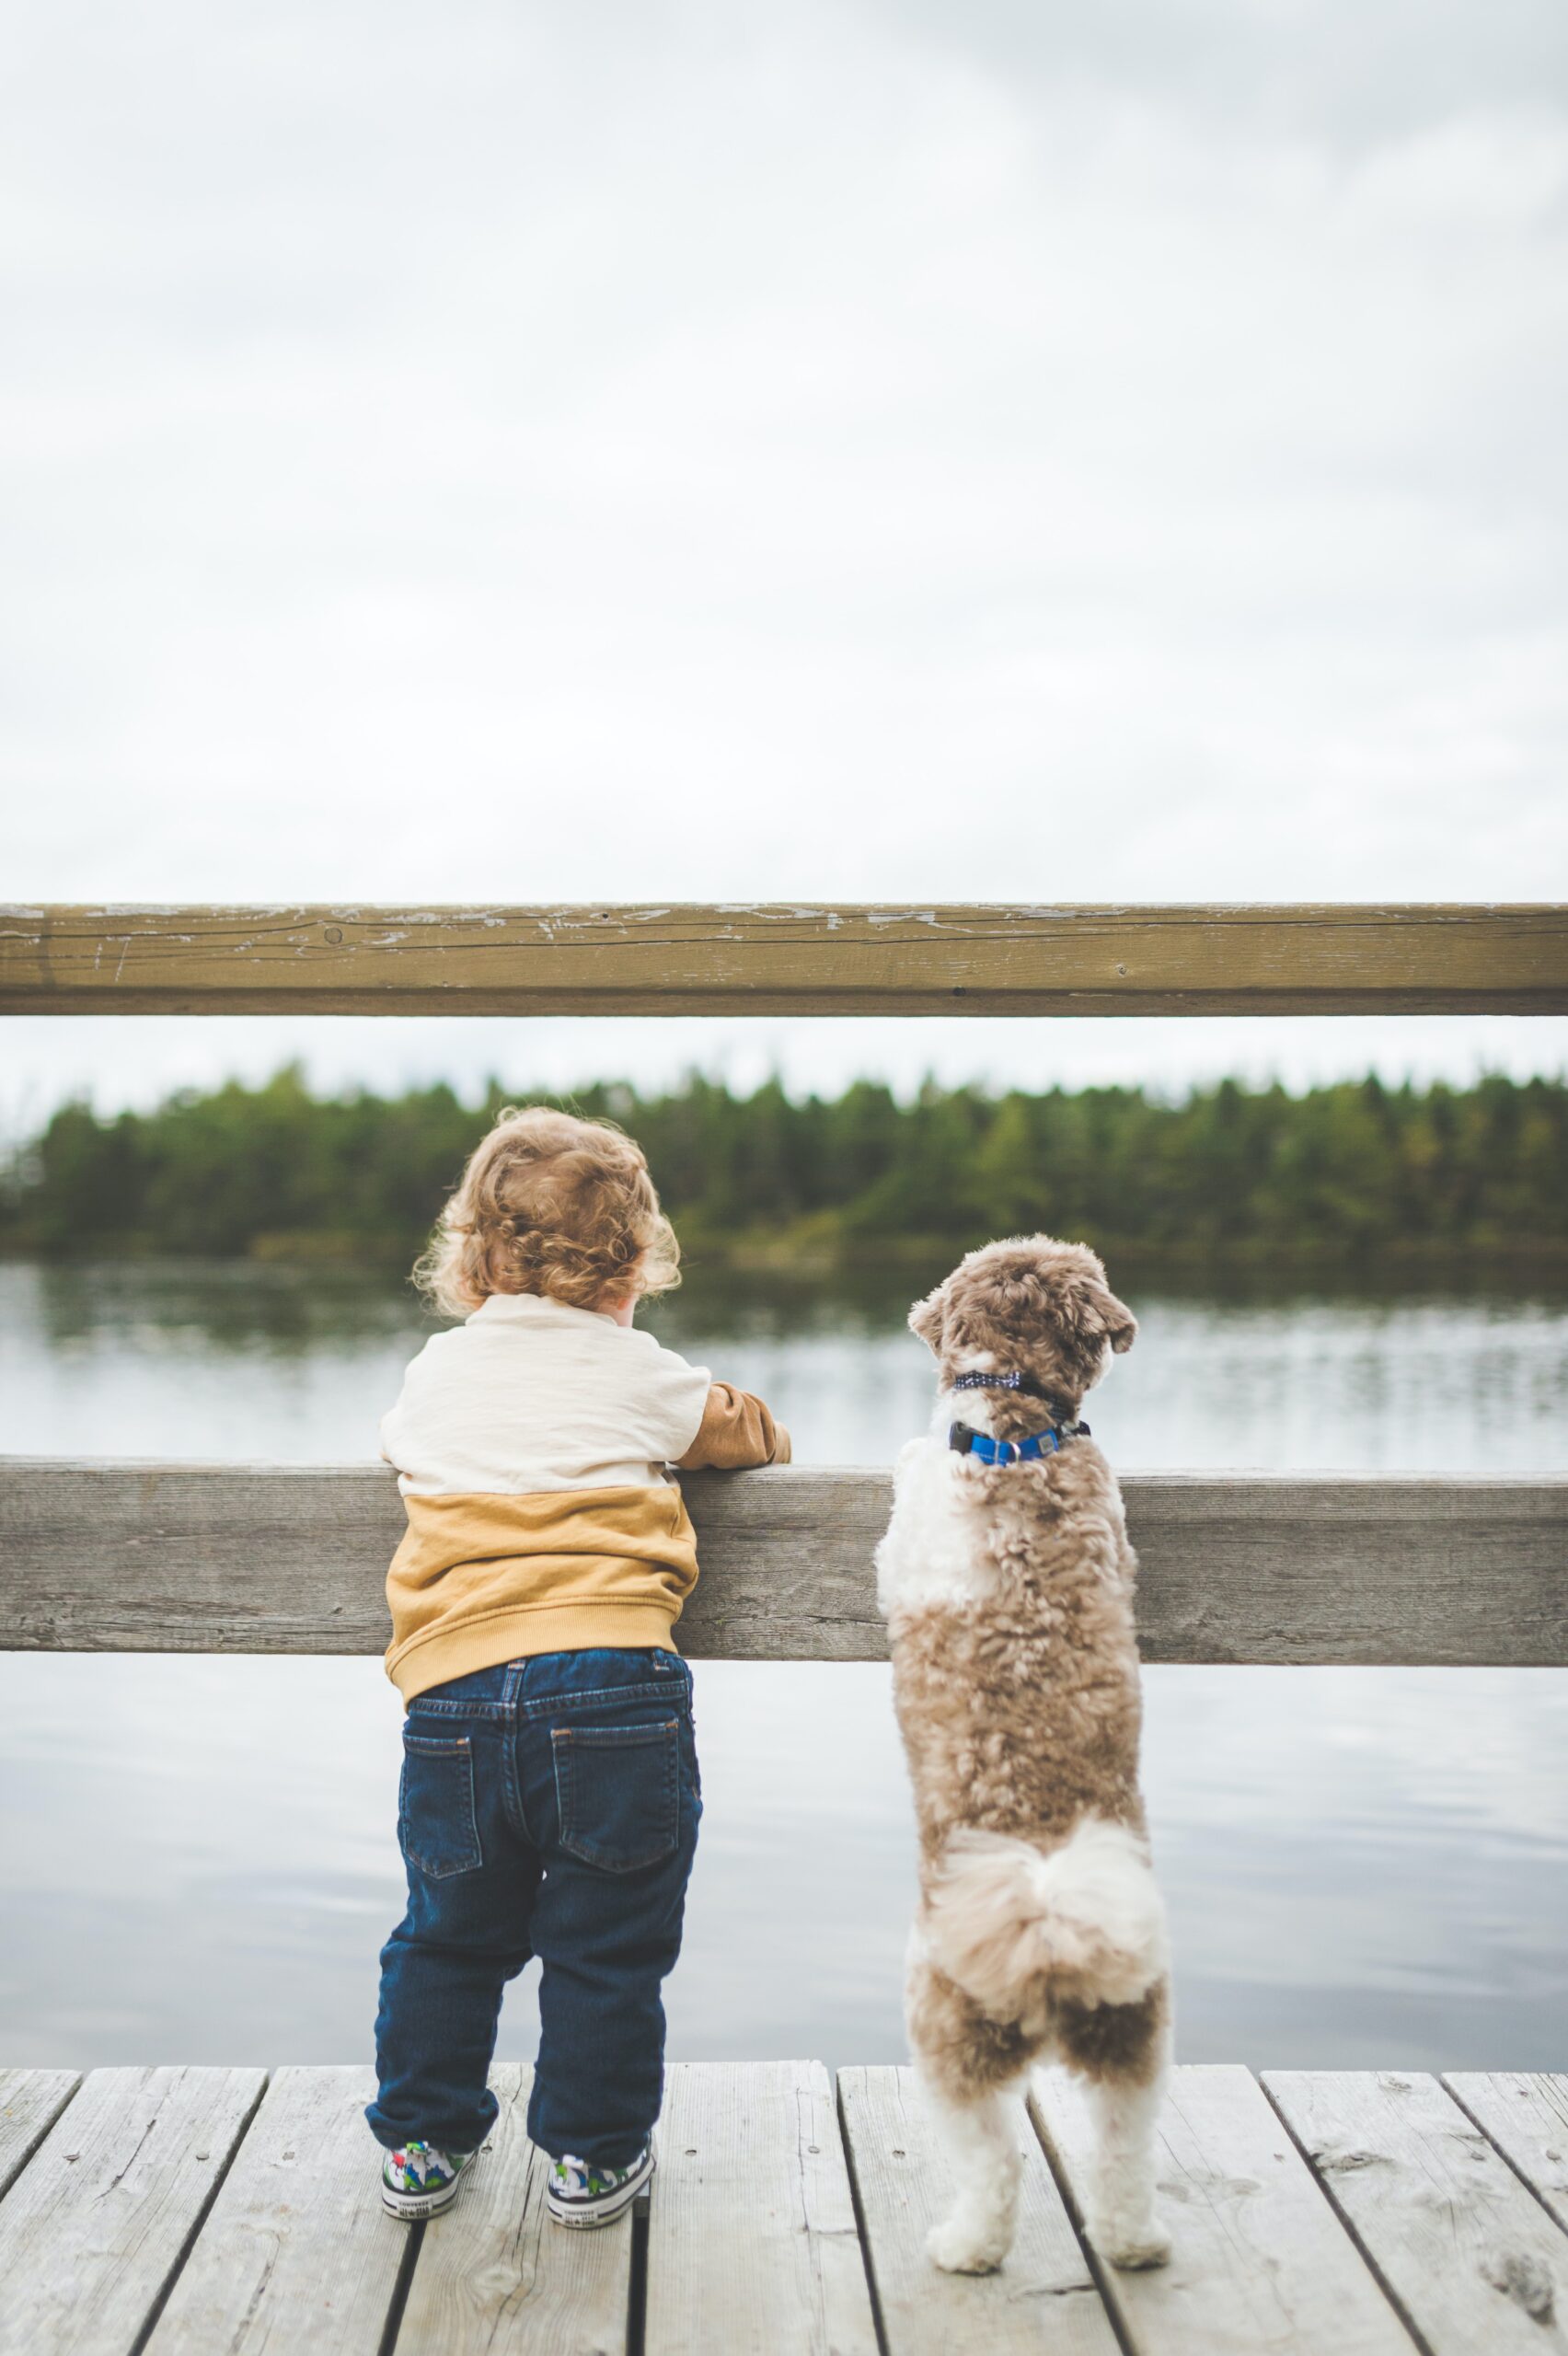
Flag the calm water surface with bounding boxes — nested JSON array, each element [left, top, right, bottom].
[[3, 1258, 1565, 2073]]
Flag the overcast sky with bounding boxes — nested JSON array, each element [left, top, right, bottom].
[[4, 0, 1565, 1122]]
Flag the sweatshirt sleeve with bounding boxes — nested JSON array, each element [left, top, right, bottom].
[[378, 1392, 406, 1472], [674, 1381, 792, 1471]]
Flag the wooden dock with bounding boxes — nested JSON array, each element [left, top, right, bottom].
[[5, 909, 1565, 2350], [3, 2061, 1566, 2354]]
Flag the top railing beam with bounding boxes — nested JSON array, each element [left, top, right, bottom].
[[2, 903, 1564, 1017]]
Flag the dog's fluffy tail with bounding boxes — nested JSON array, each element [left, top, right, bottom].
[[924, 1816, 1168, 2018]]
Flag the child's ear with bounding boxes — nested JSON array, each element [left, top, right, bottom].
[[908, 1282, 947, 1356]]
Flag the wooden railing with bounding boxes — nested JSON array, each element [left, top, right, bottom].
[[4, 902, 1565, 1014], [4, 1461, 1565, 1666], [4, 901, 1565, 1670]]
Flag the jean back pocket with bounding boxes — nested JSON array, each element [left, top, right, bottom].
[[399, 1731, 482, 1879], [551, 1718, 681, 1873]]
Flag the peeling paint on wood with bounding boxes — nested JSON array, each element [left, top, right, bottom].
[[2, 903, 1563, 1014]]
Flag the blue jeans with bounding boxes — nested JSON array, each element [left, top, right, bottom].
[[366, 1647, 701, 2168]]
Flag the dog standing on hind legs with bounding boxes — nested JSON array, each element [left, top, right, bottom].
[[875, 1234, 1172, 2277]]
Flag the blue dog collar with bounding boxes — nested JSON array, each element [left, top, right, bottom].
[[949, 1417, 1089, 1465]]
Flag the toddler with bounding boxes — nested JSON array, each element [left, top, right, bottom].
[[367, 1106, 789, 2225]]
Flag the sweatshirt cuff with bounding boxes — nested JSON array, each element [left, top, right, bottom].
[[675, 1382, 790, 1471]]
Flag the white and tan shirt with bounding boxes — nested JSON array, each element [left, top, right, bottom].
[[379, 1291, 789, 1699]]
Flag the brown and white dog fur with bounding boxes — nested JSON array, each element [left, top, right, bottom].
[[875, 1235, 1171, 2276]]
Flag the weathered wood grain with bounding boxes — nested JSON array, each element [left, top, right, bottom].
[[0, 2065, 264, 2356], [1444, 2074, 1568, 2236], [3, 1459, 1565, 1667], [643, 2061, 879, 2356], [4, 903, 1562, 1015], [144, 2066, 408, 2356], [394, 2065, 631, 2355], [1032, 2065, 1415, 2356], [1263, 2069, 1568, 2356], [1, 2061, 1564, 2356], [1114, 1470, 1568, 1668], [838, 2065, 1118, 2356], [0, 2072, 80, 2200]]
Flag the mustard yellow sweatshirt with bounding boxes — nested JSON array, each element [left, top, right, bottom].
[[379, 1291, 789, 1699]]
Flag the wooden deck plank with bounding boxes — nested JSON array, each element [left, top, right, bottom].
[[643, 2061, 879, 2356], [393, 2065, 631, 2355], [1032, 2064, 1417, 2356], [0, 2065, 264, 2356], [6, 902, 1562, 1017], [838, 2065, 1118, 2355], [7, 1458, 1568, 1669], [0, 2071, 80, 2201], [144, 2066, 409, 2356], [3, 2060, 1562, 2356], [1443, 2074, 1568, 2235], [1264, 2069, 1568, 2356]]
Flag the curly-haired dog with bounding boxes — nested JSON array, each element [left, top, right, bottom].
[[875, 1235, 1171, 2276]]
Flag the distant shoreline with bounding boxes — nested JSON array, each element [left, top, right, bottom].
[[5, 1067, 1564, 1276], [6, 1230, 1565, 1282]]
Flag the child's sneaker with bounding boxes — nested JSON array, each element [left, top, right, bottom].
[[546, 2142, 655, 2228], [380, 2139, 475, 2220]]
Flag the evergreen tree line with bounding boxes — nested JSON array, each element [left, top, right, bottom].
[[3, 1066, 1563, 1266]]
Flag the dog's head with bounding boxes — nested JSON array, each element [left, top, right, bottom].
[[909, 1234, 1136, 1425]]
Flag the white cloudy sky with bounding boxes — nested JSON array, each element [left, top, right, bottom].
[[3, 0, 1565, 1124]]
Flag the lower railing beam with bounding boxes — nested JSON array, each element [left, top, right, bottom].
[[2, 1461, 1563, 1667]]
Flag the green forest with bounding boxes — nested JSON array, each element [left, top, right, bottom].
[[4, 1066, 1564, 1274]]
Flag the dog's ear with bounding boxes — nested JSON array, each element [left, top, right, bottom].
[[1100, 1288, 1137, 1354], [1072, 1275, 1137, 1355], [908, 1281, 947, 1356], [1047, 1247, 1137, 1357]]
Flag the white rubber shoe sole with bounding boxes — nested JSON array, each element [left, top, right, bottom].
[[547, 2145, 656, 2229], [381, 2165, 468, 2221]]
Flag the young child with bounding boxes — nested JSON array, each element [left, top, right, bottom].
[[367, 1106, 789, 2226]]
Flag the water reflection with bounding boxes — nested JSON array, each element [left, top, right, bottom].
[[6, 1259, 1567, 1472]]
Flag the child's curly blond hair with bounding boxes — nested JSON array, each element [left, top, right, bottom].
[[415, 1105, 681, 1320]]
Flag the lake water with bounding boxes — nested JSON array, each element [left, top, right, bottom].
[[3, 1257, 1565, 2075]]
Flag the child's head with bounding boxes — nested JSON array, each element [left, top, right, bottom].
[[415, 1105, 680, 1320]]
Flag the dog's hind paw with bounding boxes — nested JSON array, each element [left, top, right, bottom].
[[926, 2212, 1010, 2274], [1090, 2215, 1171, 2271]]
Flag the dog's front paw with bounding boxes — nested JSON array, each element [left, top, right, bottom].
[[927, 2210, 1010, 2274], [1089, 2212, 1171, 2270]]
